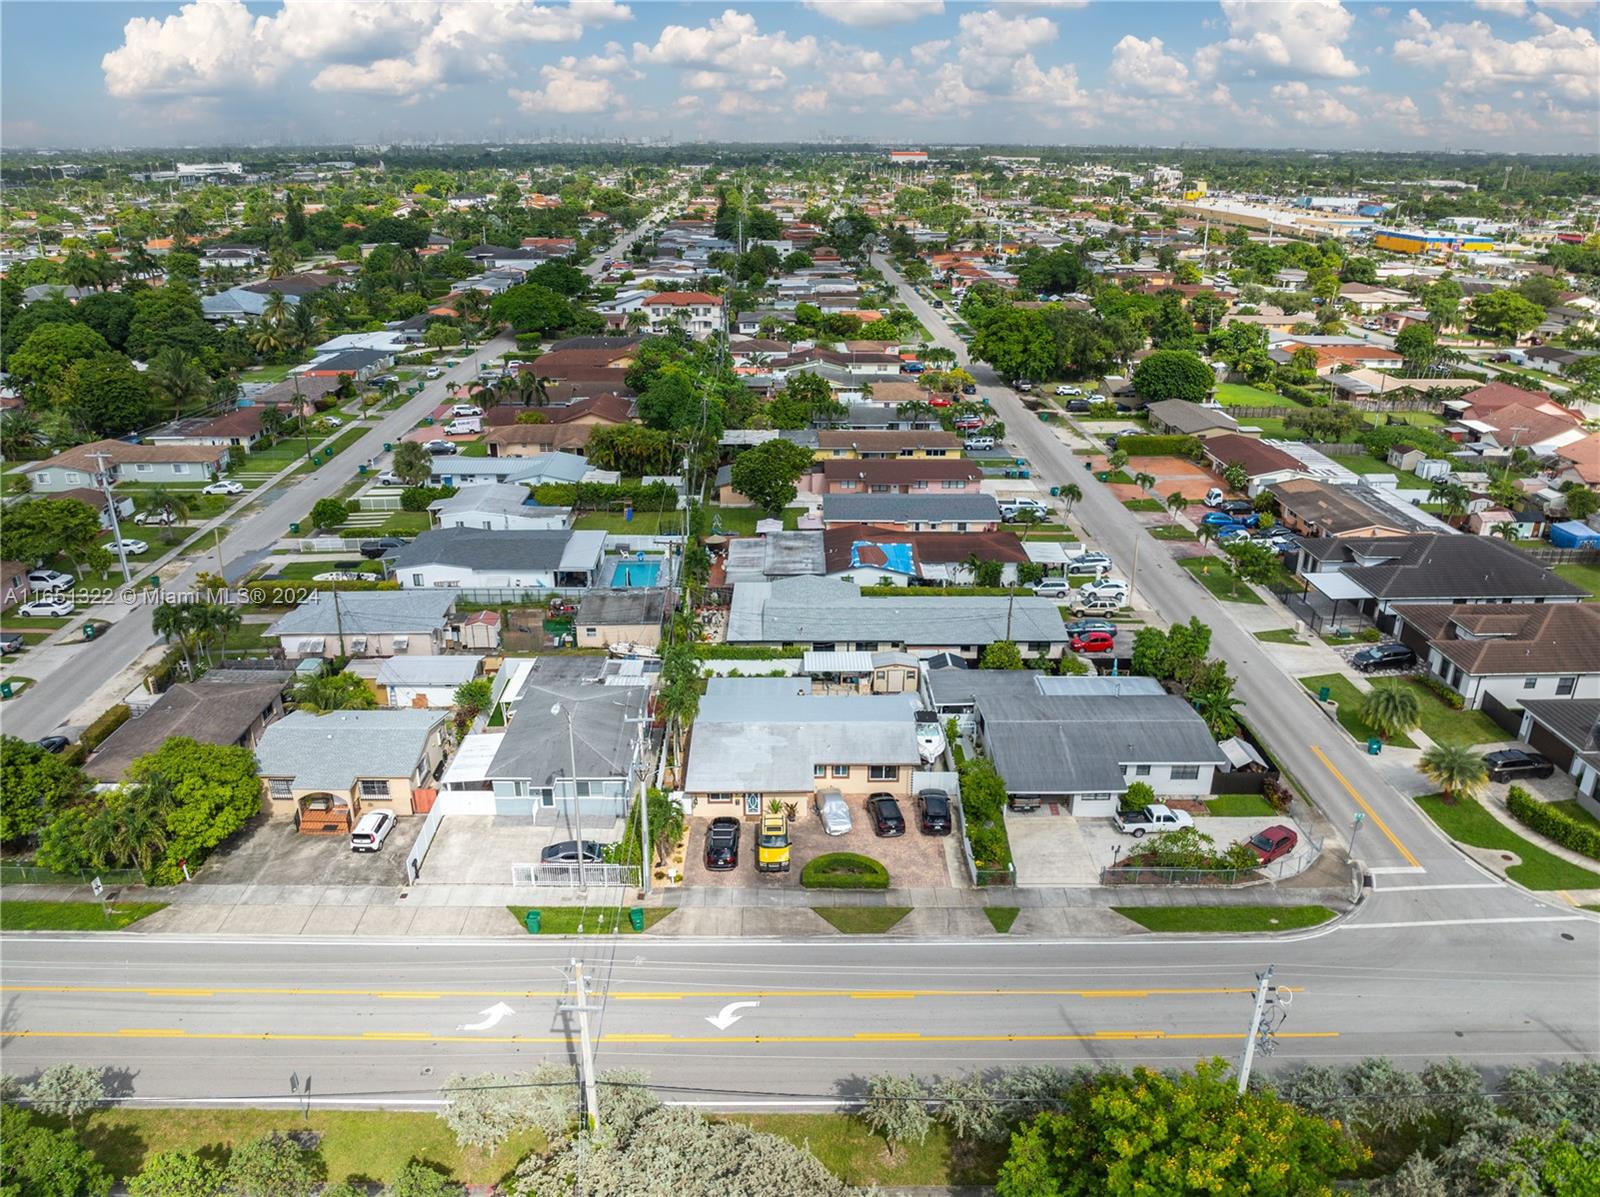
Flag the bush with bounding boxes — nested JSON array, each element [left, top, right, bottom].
[[531, 479, 677, 511], [80, 703, 130, 752], [1110, 433, 1203, 460], [801, 852, 889, 889], [1274, 380, 1326, 405], [1122, 780, 1156, 810], [309, 497, 348, 530], [400, 484, 458, 512], [1507, 786, 1600, 860]]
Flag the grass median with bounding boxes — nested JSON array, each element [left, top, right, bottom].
[[1114, 905, 1338, 933], [1412, 794, 1600, 891], [506, 905, 674, 934], [1298, 673, 1418, 750], [1177, 556, 1264, 604], [813, 907, 911, 934], [0, 900, 167, 931]]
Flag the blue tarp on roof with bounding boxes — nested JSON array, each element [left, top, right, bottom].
[[1550, 520, 1600, 549], [852, 540, 915, 575]]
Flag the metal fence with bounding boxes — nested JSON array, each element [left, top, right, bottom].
[[1099, 854, 1301, 886], [1286, 794, 1326, 854], [511, 863, 640, 887], [0, 865, 145, 887], [1519, 545, 1600, 567]]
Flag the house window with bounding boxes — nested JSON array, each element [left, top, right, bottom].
[[1524, 676, 1538, 690], [359, 779, 390, 797], [814, 764, 826, 778], [412, 573, 425, 587], [1171, 765, 1201, 781], [832, 765, 850, 778], [135, 463, 154, 473], [707, 792, 733, 804], [870, 484, 891, 493], [268, 778, 293, 799], [349, 637, 368, 654], [839, 479, 856, 490], [1135, 765, 1152, 777], [1558, 676, 1578, 696], [869, 765, 899, 781], [744, 793, 762, 815], [927, 449, 947, 458], [912, 480, 928, 490], [941, 480, 963, 489], [172, 463, 191, 475]]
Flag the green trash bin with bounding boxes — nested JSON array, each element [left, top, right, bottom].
[[1367, 737, 1382, 756], [383, 442, 393, 452], [525, 909, 541, 934], [358, 464, 368, 475], [629, 908, 644, 932], [84, 623, 96, 641], [1, 681, 13, 699], [1318, 685, 1331, 703], [289, 522, 301, 534]]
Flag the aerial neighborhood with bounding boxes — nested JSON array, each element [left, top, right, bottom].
[[2, 13, 1599, 1185]]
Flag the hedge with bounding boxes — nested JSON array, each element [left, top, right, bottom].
[[1507, 785, 1600, 861], [400, 484, 458, 512], [1274, 380, 1326, 405], [1110, 434, 1203, 460], [692, 643, 808, 660], [801, 852, 890, 890], [81, 703, 130, 752], [532, 480, 678, 511]]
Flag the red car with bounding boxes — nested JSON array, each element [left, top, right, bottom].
[[1070, 631, 1115, 653], [1247, 825, 1298, 864], [928, 395, 951, 406]]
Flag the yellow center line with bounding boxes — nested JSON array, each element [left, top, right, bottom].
[[1311, 744, 1420, 868], [2, 985, 1287, 1001]]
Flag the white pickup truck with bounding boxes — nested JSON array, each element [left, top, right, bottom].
[[1112, 804, 1195, 838]]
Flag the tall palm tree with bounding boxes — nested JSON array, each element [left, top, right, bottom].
[[266, 247, 296, 279], [109, 793, 172, 878], [124, 244, 157, 280], [1059, 482, 1083, 514], [199, 602, 242, 665], [0, 409, 42, 458], [1419, 743, 1489, 805], [169, 206, 197, 249], [246, 319, 288, 357], [288, 299, 323, 351], [1133, 471, 1158, 494], [1166, 491, 1190, 517], [152, 601, 199, 679], [261, 290, 290, 327], [149, 348, 210, 419], [1358, 682, 1422, 742], [1195, 522, 1219, 550]]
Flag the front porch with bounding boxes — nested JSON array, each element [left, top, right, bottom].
[[296, 792, 355, 835]]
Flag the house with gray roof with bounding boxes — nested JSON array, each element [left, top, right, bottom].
[[345, 655, 484, 709], [85, 671, 289, 783], [575, 589, 668, 649], [1517, 699, 1600, 806], [727, 575, 1069, 661], [388, 528, 607, 590], [429, 482, 572, 531], [683, 677, 921, 817], [820, 493, 1001, 531], [256, 708, 449, 830], [428, 451, 590, 489], [266, 590, 464, 659]]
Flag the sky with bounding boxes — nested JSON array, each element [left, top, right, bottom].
[[1, 0, 1596, 152]]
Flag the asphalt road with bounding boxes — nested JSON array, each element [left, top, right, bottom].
[[2, 916, 1594, 1108], [4, 214, 660, 744]]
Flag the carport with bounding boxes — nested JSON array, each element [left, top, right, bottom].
[[1297, 570, 1373, 633]]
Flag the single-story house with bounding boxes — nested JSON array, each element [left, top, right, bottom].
[[682, 677, 921, 817], [574, 589, 668, 649], [1389, 602, 1600, 714], [1202, 434, 1305, 492], [85, 670, 290, 783], [428, 451, 590, 489], [257, 708, 449, 831], [802, 650, 921, 695], [820, 458, 983, 495], [1267, 478, 1426, 540], [429, 483, 572, 531], [299, 348, 392, 380], [144, 406, 274, 452], [52, 488, 137, 531], [266, 590, 467, 660], [24, 439, 230, 493], [821, 524, 1031, 586], [727, 575, 1069, 661], [814, 430, 963, 460], [820, 493, 1001, 532], [484, 423, 596, 458], [1144, 400, 1240, 438], [387, 528, 607, 591], [1554, 433, 1600, 490], [203, 286, 299, 323], [1517, 699, 1600, 804], [345, 654, 485, 709]]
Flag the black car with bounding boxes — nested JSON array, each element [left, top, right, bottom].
[[359, 537, 407, 560], [704, 817, 741, 870], [1066, 398, 1092, 413], [961, 383, 976, 395], [37, 735, 70, 754], [1351, 643, 1417, 672], [540, 839, 607, 864], [1063, 618, 1117, 639], [1215, 500, 1256, 516], [1483, 749, 1556, 783], [916, 789, 953, 836], [867, 793, 906, 837]]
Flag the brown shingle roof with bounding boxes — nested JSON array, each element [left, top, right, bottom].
[[1268, 478, 1414, 536], [1393, 602, 1600, 677], [1203, 433, 1302, 478], [25, 438, 228, 475], [815, 430, 962, 452]]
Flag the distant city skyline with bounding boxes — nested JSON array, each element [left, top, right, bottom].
[[2, 1, 1596, 152]]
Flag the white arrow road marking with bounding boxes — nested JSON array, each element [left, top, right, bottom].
[[458, 1002, 516, 1031], [705, 1001, 761, 1031]]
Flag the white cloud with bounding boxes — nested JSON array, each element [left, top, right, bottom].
[[1394, 8, 1598, 102], [1107, 34, 1190, 96], [910, 38, 951, 65], [103, 0, 631, 98], [793, 86, 830, 113], [1269, 80, 1360, 126], [509, 56, 619, 113], [1536, 0, 1596, 15], [1197, 0, 1363, 80], [1473, 0, 1528, 13], [633, 9, 818, 73], [801, 1, 943, 27], [958, 8, 1058, 57]]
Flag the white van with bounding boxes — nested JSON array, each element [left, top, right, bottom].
[[350, 810, 396, 853], [443, 417, 481, 435], [1204, 487, 1226, 507]]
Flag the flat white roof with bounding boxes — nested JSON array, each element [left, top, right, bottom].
[[441, 732, 505, 787], [1306, 571, 1369, 602]]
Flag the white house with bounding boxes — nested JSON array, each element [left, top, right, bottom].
[[641, 291, 723, 339], [387, 528, 607, 590]]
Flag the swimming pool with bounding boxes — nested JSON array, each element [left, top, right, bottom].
[[609, 559, 662, 588]]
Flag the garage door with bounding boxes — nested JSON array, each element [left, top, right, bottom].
[[495, 798, 536, 817], [1070, 793, 1121, 817], [1525, 721, 1577, 773]]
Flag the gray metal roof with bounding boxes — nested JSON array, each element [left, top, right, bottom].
[[822, 494, 1001, 524], [722, 532, 827, 585], [977, 692, 1227, 795], [431, 483, 568, 522], [388, 528, 606, 573], [486, 656, 646, 786], [684, 678, 920, 793], [255, 709, 445, 791], [375, 656, 483, 688], [267, 591, 456, 637], [431, 453, 590, 483], [727, 576, 1068, 646], [927, 668, 1163, 708]]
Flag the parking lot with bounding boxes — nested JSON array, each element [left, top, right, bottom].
[[195, 815, 425, 887], [681, 797, 962, 889]]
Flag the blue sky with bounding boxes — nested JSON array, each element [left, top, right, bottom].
[[2, 1, 1595, 151]]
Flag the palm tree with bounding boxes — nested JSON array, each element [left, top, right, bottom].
[[1492, 521, 1518, 541], [149, 348, 210, 419], [1419, 743, 1489, 805], [261, 290, 290, 326], [266, 247, 296, 279], [1166, 491, 1190, 517], [169, 206, 197, 248], [0, 409, 42, 458], [109, 793, 171, 878], [288, 299, 323, 351], [1196, 522, 1219, 550], [246, 319, 288, 357], [152, 601, 199, 679], [1358, 681, 1422, 742], [142, 487, 192, 526], [1428, 480, 1471, 522], [1059, 482, 1082, 514], [124, 244, 157, 280], [192, 602, 241, 665], [1133, 471, 1158, 494], [960, 551, 985, 586]]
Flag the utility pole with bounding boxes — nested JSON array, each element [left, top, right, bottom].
[[88, 451, 133, 586], [561, 958, 602, 1132], [1236, 964, 1289, 1095]]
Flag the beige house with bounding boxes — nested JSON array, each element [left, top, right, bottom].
[[266, 591, 474, 660], [682, 678, 921, 818], [574, 589, 667, 649], [802, 650, 920, 695], [256, 709, 449, 833]]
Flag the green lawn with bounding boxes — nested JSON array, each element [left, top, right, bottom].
[[1413, 794, 1600, 890], [459, 440, 489, 457], [574, 509, 680, 534], [1099, 469, 1134, 484], [362, 511, 432, 537], [1149, 524, 1197, 541], [1555, 563, 1600, 600], [1122, 498, 1165, 512], [238, 363, 297, 383], [273, 560, 387, 580], [1205, 793, 1279, 817], [1231, 415, 1304, 440], [1177, 556, 1264, 604], [322, 426, 370, 460], [235, 442, 316, 473], [813, 907, 911, 934], [1298, 673, 1418, 749], [1, 676, 36, 699], [984, 906, 1020, 934], [735, 1115, 1004, 1188], [507, 905, 674, 934], [1326, 454, 1433, 488], [1254, 629, 1307, 645], [0, 900, 166, 930], [1396, 678, 1506, 747], [1114, 905, 1337, 932], [708, 505, 800, 535], [1214, 382, 1296, 408]]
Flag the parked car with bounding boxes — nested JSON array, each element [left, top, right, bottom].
[[1204, 487, 1228, 507], [107, 538, 149, 556], [1063, 618, 1117, 639], [1079, 577, 1129, 599], [424, 366, 444, 379], [915, 711, 946, 762], [1071, 631, 1116, 654], [1014, 379, 1033, 392], [1200, 511, 1246, 529], [867, 794, 906, 837], [325, 417, 344, 428], [954, 417, 985, 431], [756, 814, 791, 872], [541, 839, 608, 864], [27, 569, 74, 592], [424, 439, 458, 455], [1066, 398, 1093, 413], [703, 817, 741, 870], [1215, 500, 1256, 517], [999, 498, 1050, 521], [1071, 591, 1125, 615], [359, 537, 407, 559], [1482, 749, 1556, 783], [350, 810, 396, 853], [376, 472, 404, 487], [133, 509, 177, 526], [916, 788, 953, 836], [1032, 578, 1072, 599], [1215, 527, 1253, 545], [450, 404, 483, 417], [37, 735, 70, 754], [961, 383, 977, 395], [19, 596, 73, 617], [202, 480, 245, 495], [1247, 825, 1298, 865], [812, 789, 852, 836], [443, 419, 480, 435], [1350, 643, 1417, 673], [1066, 550, 1112, 575], [0, 632, 23, 654], [964, 436, 995, 452], [1112, 804, 1195, 838]]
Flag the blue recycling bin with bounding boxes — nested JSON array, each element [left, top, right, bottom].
[[1367, 737, 1382, 756]]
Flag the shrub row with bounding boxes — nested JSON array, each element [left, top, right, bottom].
[[81, 703, 130, 752], [1274, 380, 1326, 406], [801, 852, 890, 890], [691, 643, 809, 660], [400, 484, 459, 512], [1506, 785, 1600, 861], [1111, 434, 1203, 460]]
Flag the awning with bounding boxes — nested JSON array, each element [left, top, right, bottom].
[[1305, 572, 1369, 602], [1217, 736, 1268, 772]]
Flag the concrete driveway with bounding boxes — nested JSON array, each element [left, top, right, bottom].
[[421, 814, 625, 886], [195, 816, 423, 888]]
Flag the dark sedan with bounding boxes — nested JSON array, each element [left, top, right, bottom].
[[916, 789, 953, 836], [1483, 749, 1556, 783], [540, 839, 607, 864], [1063, 618, 1117, 639], [1351, 643, 1417, 673], [703, 817, 741, 870], [37, 735, 70, 754], [867, 793, 906, 837]]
